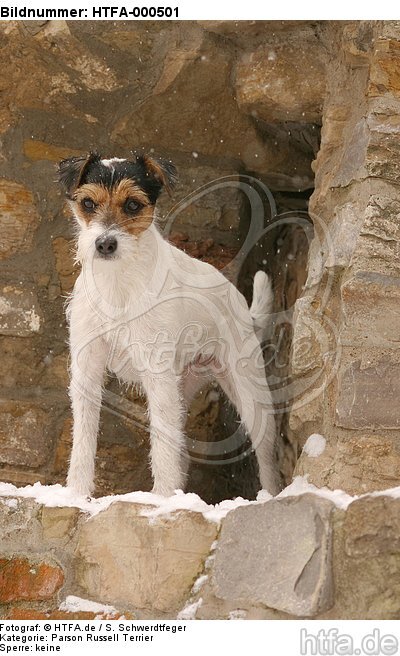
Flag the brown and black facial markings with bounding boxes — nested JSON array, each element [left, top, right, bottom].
[[58, 151, 178, 237], [72, 179, 155, 236]]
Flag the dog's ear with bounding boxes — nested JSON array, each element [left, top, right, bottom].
[[57, 152, 100, 197], [136, 155, 178, 197]]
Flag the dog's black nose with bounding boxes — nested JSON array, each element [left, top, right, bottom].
[[95, 235, 118, 256]]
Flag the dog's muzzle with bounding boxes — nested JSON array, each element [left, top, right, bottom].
[[95, 234, 118, 258]]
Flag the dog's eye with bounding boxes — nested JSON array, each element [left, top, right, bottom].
[[124, 199, 141, 214], [82, 198, 96, 211]]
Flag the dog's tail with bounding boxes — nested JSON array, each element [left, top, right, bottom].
[[250, 270, 274, 342]]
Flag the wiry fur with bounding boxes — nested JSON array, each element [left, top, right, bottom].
[[59, 153, 280, 497]]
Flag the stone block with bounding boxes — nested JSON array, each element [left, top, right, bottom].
[[334, 496, 400, 618], [369, 37, 400, 97], [212, 494, 335, 616], [0, 337, 41, 387], [336, 359, 400, 429], [75, 501, 218, 612], [41, 506, 80, 541], [351, 195, 400, 277], [235, 40, 326, 123], [366, 112, 400, 181], [297, 433, 400, 495], [0, 181, 40, 260], [24, 140, 82, 162], [341, 271, 400, 346], [0, 400, 51, 468], [0, 285, 42, 336]]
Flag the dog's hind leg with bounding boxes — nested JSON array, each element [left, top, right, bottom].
[[143, 374, 188, 496], [216, 353, 280, 496]]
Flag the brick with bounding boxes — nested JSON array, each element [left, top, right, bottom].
[[0, 558, 64, 603]]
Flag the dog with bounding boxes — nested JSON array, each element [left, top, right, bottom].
[[58, 152, 280, 498]]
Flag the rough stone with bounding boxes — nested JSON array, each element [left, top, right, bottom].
[[235, 40, 326, 123], [212, 495, 335, 616], [290, 21, 400, 497], [0, 497, 43, 552], [0, 400, 51, 468], [296, 433, 400, 495], [110, 32, 313, 190], [366, 112, 400, 183], [333, 497, 400, 618], [0, 557, 64, 603], [41, 352, 69, 389], [291, 297, 330, 374], [198, 20, 318, 50], [52, 237, 79, 294], [24, 140, 82, 163], [168, 234, 238, 272], [369, 36, 400, 97], [0, 337, 40, 388], [0, 285, 42, 336], [157, 164, 243, 243], [41, 506, 80, 541], [75, 501, 218, 612], [336, 359, 400, 429], [0, 181, 40, 260], [349, 194, 400, 277]]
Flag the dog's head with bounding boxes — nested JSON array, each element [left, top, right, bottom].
[[58, 152, 177, 262]]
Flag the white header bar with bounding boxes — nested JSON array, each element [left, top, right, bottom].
[[0, 0, 397, 20]]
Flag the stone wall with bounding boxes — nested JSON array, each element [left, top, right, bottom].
[[2, 488, 400, 620], [291, 21, 400, 494]]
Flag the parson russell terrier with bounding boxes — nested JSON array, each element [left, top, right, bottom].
[[58, 152, 280, 498]]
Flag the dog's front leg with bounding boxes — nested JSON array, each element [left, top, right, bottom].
[[67, 335, 107, 497], [143, 375, 187, 496]]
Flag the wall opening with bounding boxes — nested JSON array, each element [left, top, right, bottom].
[[184, 184, 315, 503]]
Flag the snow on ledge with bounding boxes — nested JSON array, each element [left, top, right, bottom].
[[0, 481, 272, 523], [303, 433, 327, 458], [1, 476, 400, 522], [59, 596, 121, 618]]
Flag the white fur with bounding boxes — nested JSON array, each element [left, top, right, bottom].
[[67, 218, 279, 497]]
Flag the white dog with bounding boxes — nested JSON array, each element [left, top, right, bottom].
[[58, 152, 279, 497]]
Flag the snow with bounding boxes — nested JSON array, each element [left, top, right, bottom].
[[0, 481, 271, 523], [276, 476, 355, 510], [191, 574, 208, 595], [228, 610, 247, 620], [1, 498, 18, 509], [303, 433, 327, 458], [2, 472, 400, 522], [59, 596, 120, 618], [177, 598, 203, 620]]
